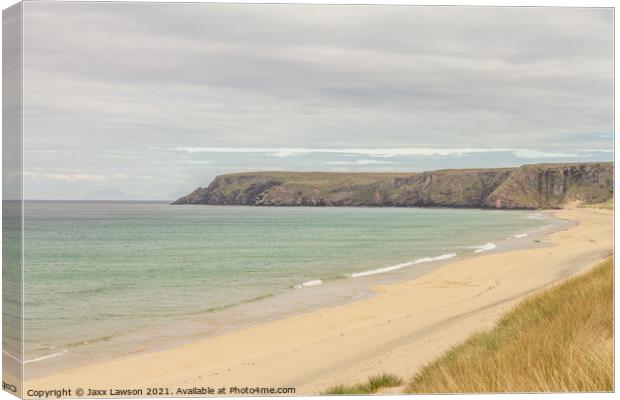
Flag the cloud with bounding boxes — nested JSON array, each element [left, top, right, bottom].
[[19, 3, 613, 199], [165, 146, 609, 159], [185, 160, 213, 165], [325, 159, 396, 165]]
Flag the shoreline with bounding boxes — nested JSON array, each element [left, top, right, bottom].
[[22, 210, 561, 379], [24, 207, 612, 395]]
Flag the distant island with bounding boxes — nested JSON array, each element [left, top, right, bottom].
[[172, 162, 613, 209]]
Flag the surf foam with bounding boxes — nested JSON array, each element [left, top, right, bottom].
[[349, 253, 457, 278], [473, 242, 497, 253], [294, 279, 323, 288], [24, 350, 68, 364]]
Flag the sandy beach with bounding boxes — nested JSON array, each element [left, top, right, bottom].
[[25, 207, 612, 396]]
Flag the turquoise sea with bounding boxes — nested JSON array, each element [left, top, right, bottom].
[[18, 201, 552, 376]]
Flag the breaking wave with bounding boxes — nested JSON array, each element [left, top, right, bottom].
[[294, 279, 323, 288], [473, 242, 497, 253], [23, 350, 68, 364], [348, 253, 457, 278]]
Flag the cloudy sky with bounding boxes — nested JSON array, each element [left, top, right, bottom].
[[22, 3, 613, 200]]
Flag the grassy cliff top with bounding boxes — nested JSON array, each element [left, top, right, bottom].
[[175, 162, 613, 208], [215, 162, 612, 178], [217, 167, 518, 178]]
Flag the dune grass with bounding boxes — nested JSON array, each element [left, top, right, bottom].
[[322, 374, 403, 395], [578, 198, 613, 210], [406, 256, 613, 393]]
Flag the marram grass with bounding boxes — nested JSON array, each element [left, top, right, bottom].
[[407, 256, 613, 393], [578, 198, 613, 210], [322, 374, 403, 395]]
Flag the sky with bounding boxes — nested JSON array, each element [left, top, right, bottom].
[[20, 3, 613, 200]]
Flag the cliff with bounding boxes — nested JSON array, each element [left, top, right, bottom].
[[172, 162, 613, 209]]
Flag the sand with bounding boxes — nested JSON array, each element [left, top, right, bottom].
[[24, 207, 613, 396]]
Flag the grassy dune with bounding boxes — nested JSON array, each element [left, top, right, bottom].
[[322, 374, 402, 395], [407, 256, 613, 393], [578, 198, 613, 210]]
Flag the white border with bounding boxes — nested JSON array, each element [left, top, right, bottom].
[[0, 2, 616, 400]]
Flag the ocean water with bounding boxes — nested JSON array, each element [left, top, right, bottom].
[[19, 201, 550, 375]]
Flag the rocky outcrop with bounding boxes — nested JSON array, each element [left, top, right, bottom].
[[172, 175, 280, 205], [484, 163, 614, 209], [172, 162, 613, 209]]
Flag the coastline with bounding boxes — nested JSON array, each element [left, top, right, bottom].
[[25, 206, 612, 395], [21, 208, 559, 379]]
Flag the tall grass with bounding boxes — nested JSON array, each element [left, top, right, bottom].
[[407, 257, 613, 393], [578, 198, 613, 210], [322, 374, 402, 395]]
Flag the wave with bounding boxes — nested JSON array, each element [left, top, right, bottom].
[[349, 253, 457, 278], [349, 261, 415, 278], [24, 350, 68, 364], [294, 279, 323, 288], [514, 233, 528, 238], [2, 350, 22, 363], [412, 253, 457, 264], [473, 242, 497, 253]]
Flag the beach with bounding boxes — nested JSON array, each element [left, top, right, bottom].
[[24, 206, 612, 396], [19, 203, 548, 376]]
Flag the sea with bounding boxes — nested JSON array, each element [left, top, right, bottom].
[[13, 201, 558, 377]]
